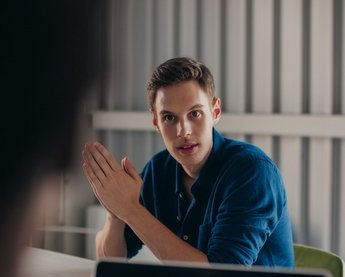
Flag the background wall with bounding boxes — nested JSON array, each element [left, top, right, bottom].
[[35, 0, 345, 260]]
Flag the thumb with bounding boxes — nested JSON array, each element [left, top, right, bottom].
[[121, 157, 141, 182]]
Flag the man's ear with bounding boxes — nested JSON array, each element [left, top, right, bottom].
[[150, 110, 160, 134], [212, 97, 221, 125]]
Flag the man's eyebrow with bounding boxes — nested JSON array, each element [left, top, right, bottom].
[[159, 104, 205, 115], [159, 110, 173, 115], [189, 104, 204, 110]]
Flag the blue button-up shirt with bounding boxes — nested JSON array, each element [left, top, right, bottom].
[[125, 129, 294, 268]]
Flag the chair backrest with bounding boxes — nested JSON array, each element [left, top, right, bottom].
[[294, 243, 345, 277]]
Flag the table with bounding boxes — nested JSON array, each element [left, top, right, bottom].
[[19, 247, 95, 277]]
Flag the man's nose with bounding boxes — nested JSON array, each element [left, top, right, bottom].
[[177, 120, 191, 137]]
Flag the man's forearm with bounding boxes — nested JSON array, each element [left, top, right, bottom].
[[96, 213, 127, 259], [123, 204, 209, 263]]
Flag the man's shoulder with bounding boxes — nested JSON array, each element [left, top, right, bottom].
[[214, 137, 282, 182], [215, 138, 286, 200], [220, 137, 272, 164]]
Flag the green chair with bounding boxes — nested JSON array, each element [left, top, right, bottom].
[[294, 243, 345, 277]]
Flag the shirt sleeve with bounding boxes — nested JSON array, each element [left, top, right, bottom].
[[125, 161, 152, 258], [206, 158, 286, 265], [124, 163, 152, 258]]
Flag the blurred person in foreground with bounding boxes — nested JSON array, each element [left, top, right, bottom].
[[1, 1, 104, 276], [82, 57, 295, 268]]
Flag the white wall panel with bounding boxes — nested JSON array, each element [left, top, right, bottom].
[[178, 0, 198, 57], [102, 0, 129, 160], [154, 0, 175, 65], [93, 112, 345, 137], [225, 0, 246, 141], [124, 0, 134, 110], [340, 0, 345, 259], [104, 0, 118, 111], [309, 0, 333, 250], [132, 0, 154, 168], [251, 0, 273, 157], [151, 0, 176, 154], [199, 0, 221, 97], [280, 0, 304, 243]]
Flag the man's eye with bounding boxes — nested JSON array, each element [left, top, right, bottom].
[[163, 114, 175, 122], [191, 111, 201, 118]]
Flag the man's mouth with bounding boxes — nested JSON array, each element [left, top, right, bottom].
[[177, 144, 198, 154]]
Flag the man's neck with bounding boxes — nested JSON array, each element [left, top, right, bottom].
[[181, 172, 195, 202], [181, 165, 199, 180]]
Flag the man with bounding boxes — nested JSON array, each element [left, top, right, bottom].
[[82, 57, 294, 267]]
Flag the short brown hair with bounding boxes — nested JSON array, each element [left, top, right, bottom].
[[147, 57, 215, 112]]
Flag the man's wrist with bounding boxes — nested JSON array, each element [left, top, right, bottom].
[[122, 202, 146, 225], [106, 212, 125, 227]]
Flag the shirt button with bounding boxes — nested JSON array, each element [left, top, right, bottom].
[[183, 235, 189, 241]]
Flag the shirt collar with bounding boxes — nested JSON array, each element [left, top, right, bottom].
[[174, 128, 225, 198]]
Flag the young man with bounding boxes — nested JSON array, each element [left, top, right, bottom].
[[82, 57, 294, 267]]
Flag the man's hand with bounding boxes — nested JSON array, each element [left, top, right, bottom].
[[82, 142, 142, 221], [82, 142, 208, 263]]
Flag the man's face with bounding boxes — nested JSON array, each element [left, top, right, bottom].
[[151, 80, 221, 176]]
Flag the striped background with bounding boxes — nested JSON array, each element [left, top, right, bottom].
[[36, 0, 345, 259], [95, 0, 345, 258]]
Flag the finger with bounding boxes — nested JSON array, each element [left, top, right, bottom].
[[82, 148, 92, 164], [93, 142, 122, 172], [122, 157, 142, 183], [86, 143, 114, 175], [83, 163, 118, 215], [82, 148, 107, 182], [82, 161, 96, 185], [121, 157, 129, 174], [83, 165, 111, 212], [82, 162, 103, 193]]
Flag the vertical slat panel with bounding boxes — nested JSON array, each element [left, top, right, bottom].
[[199, 0, 221, 97], [341, 144, 345, 257], [130, 0, 155, 169], [102, 0, 133, 158], [117, 0, 134, 163], [125, 0, 153, 168], [145, 0, 155, 162], [124, 0, 134, 111], [154, 0, 175, 65], [280, 0, 304, 243], [225, 0, 246, 141], [251, 0, 273, 157], [179, 0, 197, 57], [330, 0, 342, 254], [105, 0, 118, 111], [146, 0, 157, 159], [152, 0, 176, 155], [301, 0, 311, 247], [309, 0, 333, 250], [103, 0, 127, 159], [340, 0, 345, 259], [131, 0, 153, 110]]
